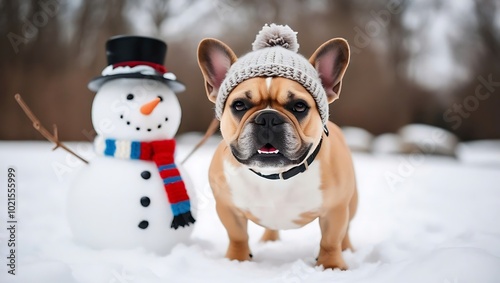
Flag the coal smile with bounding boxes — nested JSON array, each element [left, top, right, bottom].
[[120, 113, 169, 132]]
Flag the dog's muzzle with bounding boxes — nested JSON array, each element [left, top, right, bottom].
[[253, 110, 286, 145]]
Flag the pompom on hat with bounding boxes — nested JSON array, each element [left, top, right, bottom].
[[251, 24, 299, 52], [215, 24, 330, 124]]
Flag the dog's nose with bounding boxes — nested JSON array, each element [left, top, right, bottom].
[[254, 111, 285, 127]]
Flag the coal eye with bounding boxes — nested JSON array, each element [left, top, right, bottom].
[[126, 94, 134, 100], [232, 100, 247, 111], [293, 102, 308, 113], [157, 95, 163, 102]]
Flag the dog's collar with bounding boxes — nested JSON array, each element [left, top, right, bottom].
[[249, 126, 328, 181]]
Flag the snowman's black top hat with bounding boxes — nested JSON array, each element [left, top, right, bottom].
[[88, 35, 185, 93]]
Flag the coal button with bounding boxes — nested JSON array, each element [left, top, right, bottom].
[[140, 197, 151, 207], [138, 220, 149, 229], [141, 171, 151, 180]]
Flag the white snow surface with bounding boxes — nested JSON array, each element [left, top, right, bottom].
[[1, 134, 500, 283]]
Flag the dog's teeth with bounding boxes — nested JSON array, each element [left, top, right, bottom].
[[257, 149, 279, 154]]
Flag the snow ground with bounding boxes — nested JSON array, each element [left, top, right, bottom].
[[0, 134, 499, 283]]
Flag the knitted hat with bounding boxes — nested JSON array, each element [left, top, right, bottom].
[[215, 24, 329, 124]]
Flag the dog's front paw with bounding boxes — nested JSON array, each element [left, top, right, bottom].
[[316, 257, 348, 270], [225, 250, 252, 261], [226, 242, 252, 261], [316, 249, 348, 270]]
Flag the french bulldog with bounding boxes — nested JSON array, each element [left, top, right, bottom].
[[197, 24, 358, 270]]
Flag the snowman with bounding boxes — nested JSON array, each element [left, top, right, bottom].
[[68, 36, 196, 254]]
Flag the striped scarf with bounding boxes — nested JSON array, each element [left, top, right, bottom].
[[94, 136, 195, 229]]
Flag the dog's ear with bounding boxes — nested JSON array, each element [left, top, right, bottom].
[[309, 38, 350, 103], [197, 39, 237, 103]]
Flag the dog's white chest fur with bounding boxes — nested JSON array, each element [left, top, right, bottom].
[[224, 160, 323, 230]]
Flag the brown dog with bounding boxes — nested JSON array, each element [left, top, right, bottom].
[[197, 24, 357, 270]]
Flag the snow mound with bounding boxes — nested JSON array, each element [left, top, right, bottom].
[[372, 133, 405, 154], [341, 126, 374, 152], [398, 124, 459, 156], [456, 140, 500, 166]]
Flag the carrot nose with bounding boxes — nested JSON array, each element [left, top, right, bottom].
[[140, 97, 161, 115]]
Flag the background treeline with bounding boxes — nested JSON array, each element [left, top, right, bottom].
[[1, 0, 499, 141]]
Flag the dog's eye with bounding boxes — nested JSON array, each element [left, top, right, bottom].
[[232, 101, 247, 111], [293, 102, 308, 113], [126, 94, 134, 100]]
